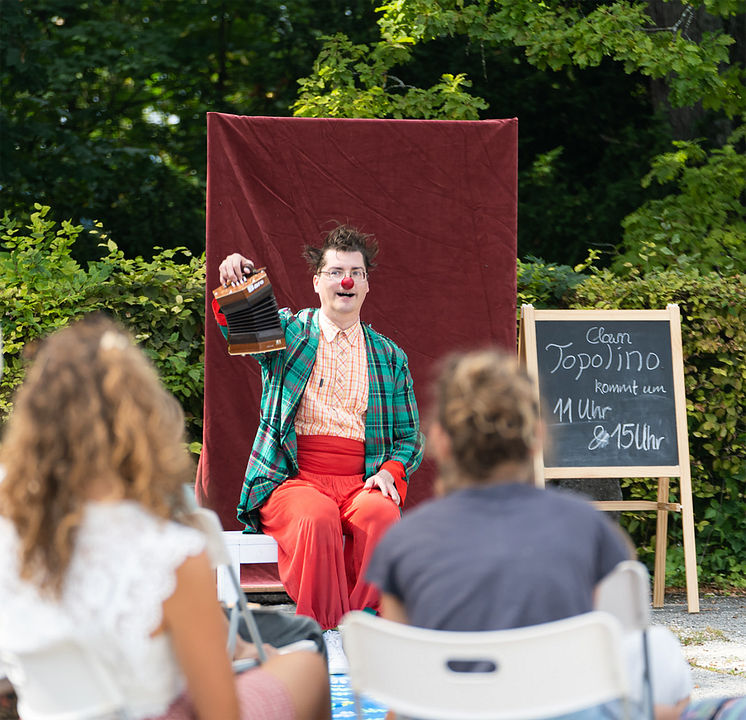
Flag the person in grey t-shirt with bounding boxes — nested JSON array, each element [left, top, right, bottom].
[[366, 349, 689, 720]]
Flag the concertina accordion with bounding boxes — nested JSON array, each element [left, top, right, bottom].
[[212, 269, 286, 355]]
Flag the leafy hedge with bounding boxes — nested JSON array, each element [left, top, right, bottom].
[[518, 258, 746, 588], [0, 206, 206, 451], [517, 252, 598, 309]]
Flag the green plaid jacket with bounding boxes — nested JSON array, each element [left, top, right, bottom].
[[235, 308, 424, 532]]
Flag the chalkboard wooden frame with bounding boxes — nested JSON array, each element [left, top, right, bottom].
[[519, 304, 699, 613]]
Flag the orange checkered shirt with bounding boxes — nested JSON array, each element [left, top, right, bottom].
[[294, 312, 369, 442]]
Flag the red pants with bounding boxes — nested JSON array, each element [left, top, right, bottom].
[[259, 436, 400, 630]]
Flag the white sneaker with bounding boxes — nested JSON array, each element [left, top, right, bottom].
[[323, 629, 349, 675]]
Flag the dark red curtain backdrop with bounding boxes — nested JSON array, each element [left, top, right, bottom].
[[199, 113, 518, 531]]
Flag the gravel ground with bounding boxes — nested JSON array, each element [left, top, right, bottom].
[[650, 592, 746, 700]]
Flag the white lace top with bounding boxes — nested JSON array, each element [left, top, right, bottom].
[[0, 501, 206, 719]]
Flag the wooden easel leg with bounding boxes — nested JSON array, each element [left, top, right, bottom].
[[680, 471, 700, 613], [653, 477, 669, 608]]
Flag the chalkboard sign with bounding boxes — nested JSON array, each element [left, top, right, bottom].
[[519, 304, 699, 614], [535, 319, 678, 468]]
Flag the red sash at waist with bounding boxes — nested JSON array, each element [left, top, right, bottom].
[[296, 435, 365, 476]]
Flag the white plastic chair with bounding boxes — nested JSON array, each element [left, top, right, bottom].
[[0, 639, 128, 720], [340, 610, 630, 720], [595, 560, 651, 633], [182, 485, 281, 602], [187, 506, 269, 665], [596, 560, 654, 720]]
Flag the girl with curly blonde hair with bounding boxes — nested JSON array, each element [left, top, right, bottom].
[[0, 315, 330, 720]]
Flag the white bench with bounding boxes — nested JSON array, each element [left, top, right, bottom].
[[218, 532, 280, 604]]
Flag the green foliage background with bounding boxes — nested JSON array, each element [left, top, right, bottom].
[[0, 206, 205, 450], [615, 120, 746, 275]]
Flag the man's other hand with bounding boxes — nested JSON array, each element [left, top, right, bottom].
[[219, 253, 255, 285], [363, 468, 400, 506]]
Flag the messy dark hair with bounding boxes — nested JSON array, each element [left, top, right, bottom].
[[302, 223, 379, 274]]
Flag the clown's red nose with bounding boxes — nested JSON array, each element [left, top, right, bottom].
[[341, 277, 354, 290]]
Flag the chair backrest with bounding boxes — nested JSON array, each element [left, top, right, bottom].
[[187, 507, 268, 663], [1, 639, 127, 720], [341, 611, 629, 720], [188, 506, 234, 568], [595, 560, 651, 632], [596, 561, 656, 720]]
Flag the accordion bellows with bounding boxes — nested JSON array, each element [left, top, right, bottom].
[[212, 270, 286, 355]]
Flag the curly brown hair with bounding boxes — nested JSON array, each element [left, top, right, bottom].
[[302, 223, 379, 274], [0, 315, 194, 597], [435, 350, 541, 482]]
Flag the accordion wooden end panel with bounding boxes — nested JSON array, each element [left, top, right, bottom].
[[212, 270, 286, 356]]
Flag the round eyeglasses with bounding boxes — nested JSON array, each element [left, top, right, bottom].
[[318, 269, 368, 281]]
